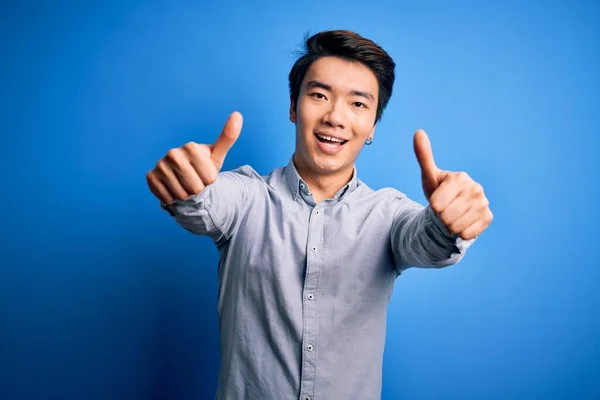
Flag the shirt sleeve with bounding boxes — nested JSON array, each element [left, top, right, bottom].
[[389, 193, 476, 274], [160, 165, 256, 246]]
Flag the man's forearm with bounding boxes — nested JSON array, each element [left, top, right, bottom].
[[392, 204, 475, 269]]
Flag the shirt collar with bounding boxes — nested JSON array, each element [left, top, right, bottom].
[[284, 156, 359, 202]]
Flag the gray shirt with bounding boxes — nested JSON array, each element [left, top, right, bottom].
[[163, 157, 474, 400]]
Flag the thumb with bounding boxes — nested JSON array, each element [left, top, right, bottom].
[[211, 111, 243, 169], [413, 129, 440, 186]]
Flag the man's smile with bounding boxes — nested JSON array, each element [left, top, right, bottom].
[[314, 131, 348, 155]]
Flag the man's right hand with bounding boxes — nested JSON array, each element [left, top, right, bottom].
[[146, 111, 243, 205]]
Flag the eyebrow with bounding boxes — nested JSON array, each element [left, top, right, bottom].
[[306, 80, 375, 102]]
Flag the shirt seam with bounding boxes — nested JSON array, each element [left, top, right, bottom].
[[203, 202, 229, 240], [204, 168, 254, 241]]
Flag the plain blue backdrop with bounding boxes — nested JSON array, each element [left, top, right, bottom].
[[1, 1, 599, 399]]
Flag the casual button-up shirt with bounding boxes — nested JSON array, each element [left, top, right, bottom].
[[163, 157, 474, 400]]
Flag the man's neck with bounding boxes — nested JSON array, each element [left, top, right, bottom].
[[293, 153, 354, 204]]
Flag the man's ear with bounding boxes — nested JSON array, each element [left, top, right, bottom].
[[289, 94, 297, 123], [368, 124, 377, 141]]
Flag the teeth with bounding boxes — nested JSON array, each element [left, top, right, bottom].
[[317, 133, 345, 143]]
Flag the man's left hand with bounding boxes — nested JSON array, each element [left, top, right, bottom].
[[413, 129, 493, 240]]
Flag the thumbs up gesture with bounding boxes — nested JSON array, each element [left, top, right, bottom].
[[146, 111, 243, 205], [413, 129, 493, 240]]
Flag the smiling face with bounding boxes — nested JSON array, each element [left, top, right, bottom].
[[290, 56, 379, 178]]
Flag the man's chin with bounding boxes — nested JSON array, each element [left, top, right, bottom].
[[295, 148, 350, 176], [311, 156, 347, 175]]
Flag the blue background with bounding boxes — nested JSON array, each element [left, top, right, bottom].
[[1, 1, 599, 399]]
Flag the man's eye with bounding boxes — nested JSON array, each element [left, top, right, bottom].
[[354, 102, 366, 108], [311, 93, 326, 99]]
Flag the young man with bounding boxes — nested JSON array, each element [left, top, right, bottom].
[[146, 30, 492, 400]]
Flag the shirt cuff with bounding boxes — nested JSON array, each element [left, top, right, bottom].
[[160, 202, 175, 216], [426, 205, 477, 252]]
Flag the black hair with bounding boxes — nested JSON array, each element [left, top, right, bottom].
[[289, 30, 396, 124]]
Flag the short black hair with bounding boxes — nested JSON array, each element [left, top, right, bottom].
[[288, 30, 396, 124]]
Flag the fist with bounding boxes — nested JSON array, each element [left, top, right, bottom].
[[146, 111, 242, 205], [414, 129, 493, 240]]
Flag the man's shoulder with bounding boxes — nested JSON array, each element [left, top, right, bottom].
[[220, 164, 288, 194], [223, 164, 260, 179], [356, 181, 412, 202], [224, 164, 284, 181]]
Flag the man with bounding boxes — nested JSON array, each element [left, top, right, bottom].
[[146, 30, 492, 400]]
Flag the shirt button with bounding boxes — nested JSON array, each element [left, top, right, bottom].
[[305, 397, 311, 400], [311, 246, 317, 252], [315, 210, 320, 215], [307, 293, 314, 300], [300, 183, 305, 189], [307, 344, 314, 351]]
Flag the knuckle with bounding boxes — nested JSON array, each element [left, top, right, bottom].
[[165, 148, 181, 163], [187, 143, 210, 163], [439, 212, 452, 226], [473, 182, 484, 195], [156, 159, 169, 174], [429, 196, 442, 213], [189, 177, 205, 194], [145, 170, 154, 183], [182, 141, 199, 153], [481, 196, 490, 209], [449, 224, 460, 234], [190, 184, 203, 194], [146, 172, 159, 190], [207, 169, 218, 184], [176, 191, 189, 201], [457, 171, 470, 181]]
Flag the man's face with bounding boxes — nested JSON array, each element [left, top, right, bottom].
[[290, 56, 379, 176]]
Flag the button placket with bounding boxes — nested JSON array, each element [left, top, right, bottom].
[[299, 204, 324, 399]]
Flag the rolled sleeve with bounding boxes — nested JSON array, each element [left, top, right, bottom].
[[389, 195, 475, 273], [162, 166, 256, 245]]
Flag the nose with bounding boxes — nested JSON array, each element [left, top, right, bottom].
[[321, 99, 346, 129]]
